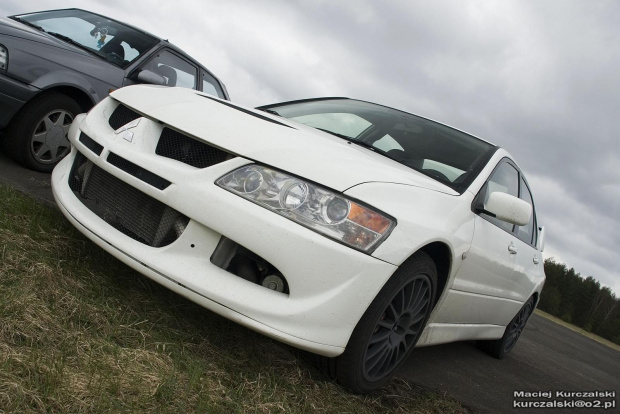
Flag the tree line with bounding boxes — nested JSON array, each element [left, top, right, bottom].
[[538, 258, 620, 345]]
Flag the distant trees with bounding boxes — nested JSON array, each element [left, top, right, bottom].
[[539, 258, 620, 344]]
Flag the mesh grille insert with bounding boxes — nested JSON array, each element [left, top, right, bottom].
[[109, 104, 142, 130], [68, 152, 188, 247], [156, 127, 231, 168], [79, 132, 103, 155], [107, 152, 171, 190]]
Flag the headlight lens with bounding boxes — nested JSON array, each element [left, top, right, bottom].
[[0, 44, 8, 72], [217, 165, 395, 253]]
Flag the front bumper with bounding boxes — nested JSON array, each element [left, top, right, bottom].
[[51, 99, 397, 356]]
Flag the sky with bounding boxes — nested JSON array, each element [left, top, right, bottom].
[[2, 0, 619, 294]]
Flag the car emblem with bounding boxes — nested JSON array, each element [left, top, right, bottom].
[[115, 118, 141, 142]]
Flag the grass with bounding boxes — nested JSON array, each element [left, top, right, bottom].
[[534, 309, 620, 352], [0, 183, 466, 413]]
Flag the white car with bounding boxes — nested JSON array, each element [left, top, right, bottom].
[[52, 85, 546, 393]]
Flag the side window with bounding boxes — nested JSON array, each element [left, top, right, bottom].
[[201, 70, 225, 98], [144, 50, 197, 89], [481, 161, 519, 232], [517, 177, 537, 246]]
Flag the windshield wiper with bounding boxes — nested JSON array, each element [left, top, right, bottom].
[[47, 32, 86, 48], [9, 16, 44, 31], [260, 108, 281, 117], [315, 128, 377, 151], [46, 32, 113, 62]]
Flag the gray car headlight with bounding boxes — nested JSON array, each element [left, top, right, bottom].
[[216, 164, 395, 253], [0, 44, 8, 72]]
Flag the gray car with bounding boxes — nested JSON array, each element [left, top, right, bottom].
[[0, 8, 229, 172]]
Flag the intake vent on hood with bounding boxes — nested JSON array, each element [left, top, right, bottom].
[[109, 104, 142, 130], [156, 127, 232, 168]]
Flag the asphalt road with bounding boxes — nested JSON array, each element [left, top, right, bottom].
[[1, 147, 619, 414], [0, 150, 56, 206], [400, 313, 619, 413]]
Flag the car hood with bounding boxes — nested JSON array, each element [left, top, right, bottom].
[[110, 86, 458, 195]]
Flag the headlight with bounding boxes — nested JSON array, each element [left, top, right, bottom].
[[0, 44, 8, 72], [216, 165, 395, 253]]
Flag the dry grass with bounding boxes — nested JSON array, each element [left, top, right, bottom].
[[534, 309, 620, 352], [0, 184, 466, 413]]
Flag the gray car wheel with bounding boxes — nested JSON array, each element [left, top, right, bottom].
[[4, 92, 81, 172]]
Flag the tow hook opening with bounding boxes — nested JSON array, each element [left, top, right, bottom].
[[210, 237, 289, 294]]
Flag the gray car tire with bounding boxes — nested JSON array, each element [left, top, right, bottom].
[[4, 92, 81, 173]]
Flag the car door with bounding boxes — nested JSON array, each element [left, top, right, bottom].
[[510, 175, 544, 300], [453, 159, 524, 298]]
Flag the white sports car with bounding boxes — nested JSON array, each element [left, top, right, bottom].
[[52, 85, 546, 392]]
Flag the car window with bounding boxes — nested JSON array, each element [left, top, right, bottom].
[[290, 113, 372, 138], [201, 70, 225, 98], [372, 134, 404, 152], [144, 50, 197, 89], [481, 161, 519, 232], [16, 9, 159, 68], [517, 177, 537, 246], [261, 99, 496, 193]]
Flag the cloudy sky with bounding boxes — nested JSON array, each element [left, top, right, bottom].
[[2, 0, 619, 293]]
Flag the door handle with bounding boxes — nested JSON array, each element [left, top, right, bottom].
[[533, 256, 540, 264], [508, 243, 518, 254]]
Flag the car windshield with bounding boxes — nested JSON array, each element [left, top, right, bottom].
[[11, 9, 159, 68], [260, 99, 497, 193]]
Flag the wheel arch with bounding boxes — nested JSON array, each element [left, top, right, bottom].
[[32, 85, 96, 113], [418, 241, 452, 307]]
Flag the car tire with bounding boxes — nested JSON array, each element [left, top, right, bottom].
[[4, 92, 81, 173], [478, 297, 534, 359], [331, 251, 437, 393]]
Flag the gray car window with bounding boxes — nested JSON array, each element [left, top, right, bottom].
[[201, 70, 225, 98], [146, 50, 197, 89], [17, 9, 158, 68]]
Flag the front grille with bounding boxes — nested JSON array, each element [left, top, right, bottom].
[[79, 132, 103, 155], [107, 152, 171, 190], [68, 152, 188, 247], [156, 127, 231, 168], [109, 104, 142, 130]]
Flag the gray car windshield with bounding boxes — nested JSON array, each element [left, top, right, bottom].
[[260, 99, 497, 193], [13, 9, 159, 68]]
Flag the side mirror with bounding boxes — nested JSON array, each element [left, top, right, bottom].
[[538, 226, 546, 252], [136, 69, 167, 86], [485, 192, 532, 226]]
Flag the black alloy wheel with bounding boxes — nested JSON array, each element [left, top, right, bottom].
[[363, 274, 432, 381], [502, 299, 533, 354], [478, 297, 535, 359], [332, 251, 437, 393]]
